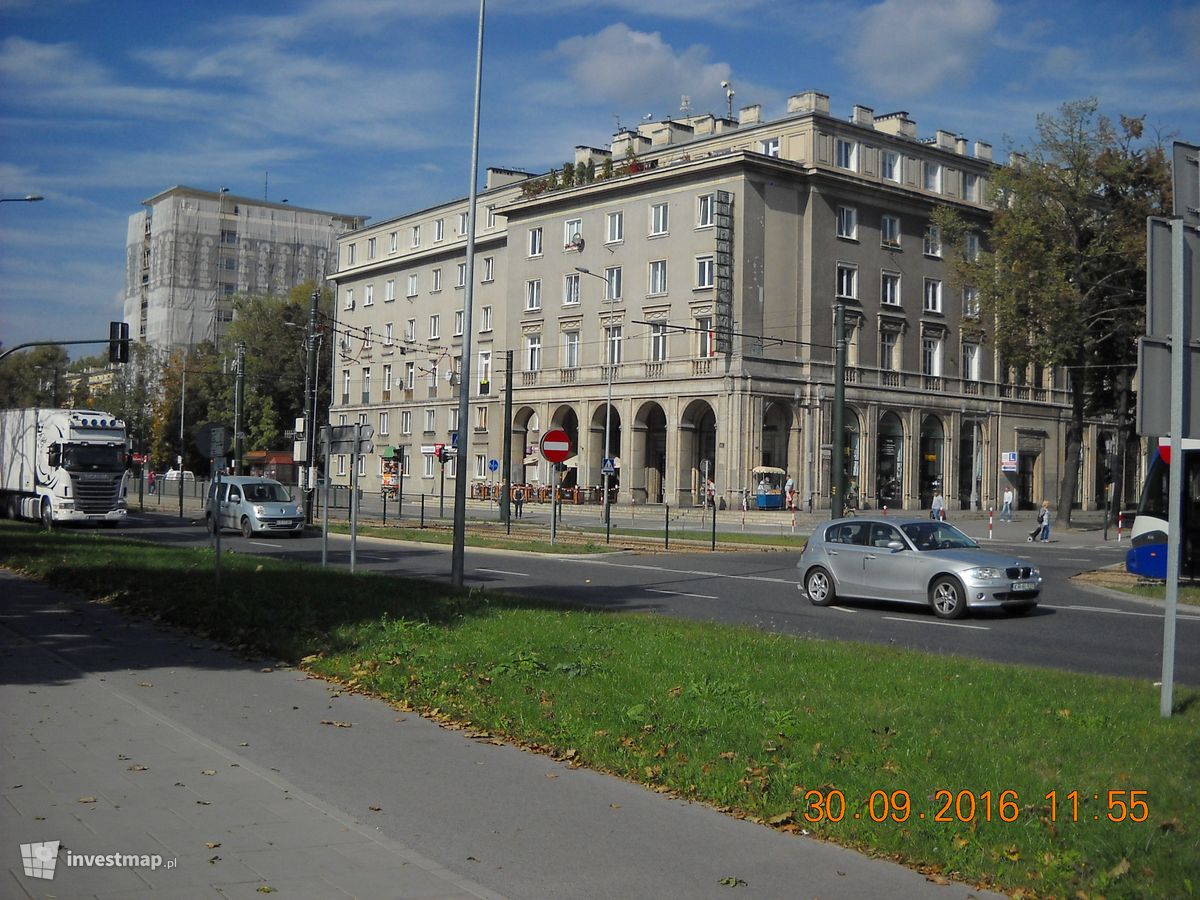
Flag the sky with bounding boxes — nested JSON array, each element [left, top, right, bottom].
[[1, 0, 1198, 358]]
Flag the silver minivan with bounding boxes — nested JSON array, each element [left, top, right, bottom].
[[206, 476, 305, 538]]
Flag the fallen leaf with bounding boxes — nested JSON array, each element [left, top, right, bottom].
[[256, 887, 276, 894], [767, 811, 795, 826], [320, 720, 353, 728], [208, 855, 221, 864], [1109, 858, 1130, 879], [718, 876, 747, 887], [196, 800, 212, 806], [205, 842, 221, 849], [610, 803, 620, 809], [369, 805, 382, 812], [201, 769, 217, 776], [925, 874, 950, 886], [78, 797, 98, 804], [137, 682, 153, 688], [127, 765, 148, 772], [545, 773, 559, 779], [260, 667, 274, 673], [1004, 845, 1021, 862]]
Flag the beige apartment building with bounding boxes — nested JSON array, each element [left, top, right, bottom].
[[125, 186, 365, 354], [330, 91, 1116, 513]]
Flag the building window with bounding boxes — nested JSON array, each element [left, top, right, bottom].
[[923, 224, 942, 257], [474, 453, 486, 477], [345, 243, 356, 266], [401, 410, 411, 434], [882, 150, 901, 183], [696, 315, 715, 358], [836, 263, 858, 299], [563, 273, 580, 306], [428, 359, 438, 390], [880, 331, 898, 371], [962, 343, 980, 381], [964, 286, 980, 317], [389, 231, 398, 253], [922, 335, 943, 376], [454, 309, 464, 336], [696, 255, 714, 289], [649, 202, 669, 236], [406, 274, 418, 297], [650, 322, 668, 362], [338, 454, 347, 477], [482, 256, 494, 282], [923, 278, 943, 313], [487, 207, 497, 229], [429, 314, 440, 339], [564, 218, 582, 249], [432, 268, 442, 292], [525, 279, 541, 311], [383, 363, 393, 394], [836, 138, 858, 171], [405, 319, 416, 342], [423, 454, 434, 478], [361, 368, 371, 403], [882, 271, 901, 306], [424, 408, 436, 432], [475, 405, 488, 432], [434, 218, 444, 241], [363, 326, 373, 350], [384, 323, 394, 346], [649, 260, 668, 295], [526, 334, 542, 371], [480, 306, 493, 332], [881, 214, 901, 248], [341, 369, 350, 405], [458, 212, 469, 234], [964, 173, 979, 203], [759, 137, 780, 157], [343, 288, 355, 311], [528, 227, 543, 257], [386, 279, 396, 302], [697, 193, 715, 228], [410, 225, 420, 248], [965, 233, 980, 262], [837, 206, 858, 240], [379, 411, 389, 435], [477, 350, 492, 393], [405, 361, 415, 390], [923, 161, 942, 193], [605, 266, 622, 301], [605, 325, 623, 364], [562, 330, 580, 369], [364, 284, 374, 306], [456, 263, 467, 287], [367, 237, 377, 259], [606, 211, 623, 243]]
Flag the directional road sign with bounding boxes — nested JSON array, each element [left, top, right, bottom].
[[539, 429, 572, 464], [488, 458, 499, 472]]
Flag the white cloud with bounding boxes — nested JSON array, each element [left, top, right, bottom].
[[848, 0, 1000, 96]]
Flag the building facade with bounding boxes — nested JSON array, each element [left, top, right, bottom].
[[329, 91, 1115, 513], [124, 186, 365, 354]]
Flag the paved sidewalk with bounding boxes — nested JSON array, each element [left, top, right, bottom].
[[1, 570, 1005, 899]]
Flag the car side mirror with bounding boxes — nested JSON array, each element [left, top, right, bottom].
[[887, 540, 905, 552], [48, 446, 61, 468]]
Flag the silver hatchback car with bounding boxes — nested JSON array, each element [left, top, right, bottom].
[[797, 516, 1041, 619], [206, 476, 305, 538]]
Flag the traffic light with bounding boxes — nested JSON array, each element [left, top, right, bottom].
[[108, 321, 129, 363]]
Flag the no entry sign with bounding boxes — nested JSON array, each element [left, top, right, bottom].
[[539, 429, 572, 464]]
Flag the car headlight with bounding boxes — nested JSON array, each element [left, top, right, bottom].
[[294, 506, 304, 516], [966, 566, 1003, 580], [254, 505, 266, 516]]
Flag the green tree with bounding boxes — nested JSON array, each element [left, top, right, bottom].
[[88, 342, 162, 460], [936, 99, 1171, 526], [0, 345, 71, 408]]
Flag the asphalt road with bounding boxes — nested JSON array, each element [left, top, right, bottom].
[[113, 511, 1200, 686]]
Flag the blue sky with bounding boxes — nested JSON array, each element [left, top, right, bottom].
[[2, 0, 1198, 357]]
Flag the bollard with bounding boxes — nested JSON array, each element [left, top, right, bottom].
[[1117, 511, 1123, 542], [665, 503, 670, 550], [420, 493, 425, 529], [791, 511, 796, 532], [882, 505, 887, 517], [382, 492, 387, 525], [988, 508, 993, 540]]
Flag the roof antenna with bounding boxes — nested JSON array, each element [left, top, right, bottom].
[[679, 95, 691, 118], [721, 80, 735, 120]]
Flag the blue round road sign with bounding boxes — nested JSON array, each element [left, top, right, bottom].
[[488, 458, 499, 472]]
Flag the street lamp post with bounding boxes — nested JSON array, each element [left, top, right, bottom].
[[576, 267, 617, 538]]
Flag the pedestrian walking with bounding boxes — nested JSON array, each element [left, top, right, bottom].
[[930, 490, 945, 521], [784, 476, 795, 510], [513, 485, 525, 518], [147, 470, 156, 495], [1028, 500, 1052, 542], [1000, 487, 1013, 521]]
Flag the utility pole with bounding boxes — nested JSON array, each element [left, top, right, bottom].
[[233, 341, 246, 475], [303, 287, 320, 523], [501, 349, 513, 525]]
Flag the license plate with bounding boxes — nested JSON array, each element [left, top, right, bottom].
[[1011, 581, 1035, 592]]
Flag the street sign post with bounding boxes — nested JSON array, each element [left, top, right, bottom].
[[539, 429, 572, 545]]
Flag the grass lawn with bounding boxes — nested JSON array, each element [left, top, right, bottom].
[[2, 520, 1196, 898]]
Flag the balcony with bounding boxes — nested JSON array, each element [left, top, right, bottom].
[[922, 375, 945, 392], [644, 362, 664, 379], [692, 358, 714, 376], [522, 371, 539, 386], [559, 367, 578, 384]]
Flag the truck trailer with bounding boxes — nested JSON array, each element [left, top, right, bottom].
[[0, 408, 129, 526]]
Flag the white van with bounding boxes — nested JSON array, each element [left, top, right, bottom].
[[206, 476, 304, 538]]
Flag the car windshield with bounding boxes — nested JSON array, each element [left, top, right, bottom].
[[900, 521, 979, 551], [244, 482, 290, 502], [61, 443, 125, 472]]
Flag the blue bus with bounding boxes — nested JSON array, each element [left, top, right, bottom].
[[1126, 438, 1200, 579]]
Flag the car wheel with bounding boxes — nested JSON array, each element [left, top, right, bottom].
[[240, 517, 254, 539], [1004, 602, 1037, 617], [804, 567, 836, 606], [930, 576, 967, 620], [40, 498, 54, 529]]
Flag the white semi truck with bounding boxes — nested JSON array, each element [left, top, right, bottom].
[[0, 408, 129, 526]]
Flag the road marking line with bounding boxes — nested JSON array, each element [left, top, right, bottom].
[[829, 606, 857, 614], [881, 616, 990, 631], [646, 588, 719, 600], [566, 558, 797, 584], [476, 568, 530, 577], [247, 540, 283, 548], [1044, 604, 1200, 622]]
